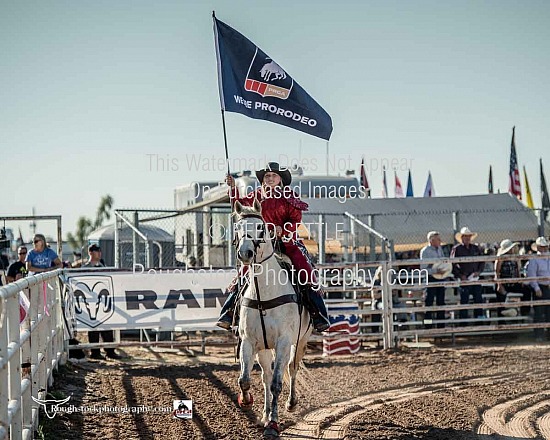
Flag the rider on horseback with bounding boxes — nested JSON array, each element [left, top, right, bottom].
[[216, 162, 331, 333]]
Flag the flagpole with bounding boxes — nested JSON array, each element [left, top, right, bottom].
[[221, 109, 230, 175], [213, 11, 231, 176]]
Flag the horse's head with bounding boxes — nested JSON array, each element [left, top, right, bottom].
[[233, 199, 272, 265]]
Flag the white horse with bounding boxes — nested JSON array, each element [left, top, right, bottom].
[[233, 199, 312, 439]]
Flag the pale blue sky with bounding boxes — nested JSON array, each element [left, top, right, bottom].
[[1, 0, 549, 239]]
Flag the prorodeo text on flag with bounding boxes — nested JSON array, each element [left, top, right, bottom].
[[234, 95, 317, 127]]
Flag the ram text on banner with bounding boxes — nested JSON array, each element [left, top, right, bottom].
[[213, 17, 333, 141]]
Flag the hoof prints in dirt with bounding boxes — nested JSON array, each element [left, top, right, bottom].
[[45, 345, 550, 440]]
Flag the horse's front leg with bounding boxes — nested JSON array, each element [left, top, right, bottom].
[[287, 315, 310, 412], [264, 338, 291, 438], [257, 350, 273, 425], [238, 339, 254, 409], [286, 344, 299, 412]]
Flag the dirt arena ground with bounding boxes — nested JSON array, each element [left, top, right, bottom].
[[42, 339, 550, 440]]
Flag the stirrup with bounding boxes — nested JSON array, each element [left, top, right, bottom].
[[216, 320, 232, 330], [313, 316, 331, 332]]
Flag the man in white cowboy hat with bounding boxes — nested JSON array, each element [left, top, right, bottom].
[[526, 236, 550, 341], [420, 231, 451, 328], [451, 227, 485, 320]]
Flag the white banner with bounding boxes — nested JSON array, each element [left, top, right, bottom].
[[62, 269, 236, 331]]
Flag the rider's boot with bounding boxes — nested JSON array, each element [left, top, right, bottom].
[[302, 285, 331, 332], [216, 283, 240, 330]]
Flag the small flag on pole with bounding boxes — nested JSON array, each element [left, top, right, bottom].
[[213, 15, 333, 140], [424, 171, 435, 197], [394, 171, 404, 198], [523, 166, 534, 209], [508, 127, 522, 199], [488, 165, 493, 194], [360, 158, 371, 198], [541, 158, 550, 218], [406, 170, 414, 197], [382, 167, 388, 198]]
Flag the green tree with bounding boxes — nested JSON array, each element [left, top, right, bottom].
[[67, 195, 114, 252], [94, 195, 114, 228]]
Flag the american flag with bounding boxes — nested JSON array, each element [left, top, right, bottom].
[[360, 158, 370, 197], [508, 126, 522, 199]]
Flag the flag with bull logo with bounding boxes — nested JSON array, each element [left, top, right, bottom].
[[213, 15, 333, 140]]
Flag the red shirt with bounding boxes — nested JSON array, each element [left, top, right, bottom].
[[230, 187, 308, 240]]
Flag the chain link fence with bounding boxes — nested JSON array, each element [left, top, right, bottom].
[[111, 208, 234, 269], [110, 206, 548, 269]]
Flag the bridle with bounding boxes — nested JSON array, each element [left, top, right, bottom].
[[233, 211, 299, 350], [233, 213, 274, 265]]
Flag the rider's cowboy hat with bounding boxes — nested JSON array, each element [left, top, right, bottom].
[[256, 162, 292, 186], [455, 226, 478, 242], [497, 239, 519, 256], [431, 262, 453, 279], [531, 236, 550, 251]]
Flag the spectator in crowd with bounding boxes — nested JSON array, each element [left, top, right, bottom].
[[25, 234, 62, 274], [526, 237, 550, 342], [83, 244, 122, 360], [494, 239, 529, 317], [5, 246, 30, 324], [0, 253, 10, 285], [451, 227, 484, 320], [420, 231, 451, 328], [6, 246, 28, 283]]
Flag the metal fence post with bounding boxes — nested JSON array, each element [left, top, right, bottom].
[[351, 218, 357, 263], [452, 211, 460, 244], [343, 215, 350, 262], [203, 207, 211, 267], [318, 214, 325, 264], [133, 211, 139, 268], [381, 260, 395, 349], [114, 213, 120, 268], [368, 214, 376, 261]]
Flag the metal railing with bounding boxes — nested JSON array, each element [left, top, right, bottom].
[[0, 270, 65, 440]]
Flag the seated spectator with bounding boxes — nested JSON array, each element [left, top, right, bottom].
[[526, 237, 550, 342], [494, 239, 529, 317]]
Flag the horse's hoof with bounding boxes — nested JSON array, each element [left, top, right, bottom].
[[263, 421, 281, 439], [238, 392, 253, 409], [286, 401, 297, 412]]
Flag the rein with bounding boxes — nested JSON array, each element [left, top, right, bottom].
[[236, 212, 296, 350]]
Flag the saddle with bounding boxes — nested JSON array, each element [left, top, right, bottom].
[[235, 250, 305, 312]]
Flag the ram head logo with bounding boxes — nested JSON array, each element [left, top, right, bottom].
[[71, 277, 115, 328], [32, 395, 71, 419]]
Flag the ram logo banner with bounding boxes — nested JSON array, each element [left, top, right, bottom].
[[69, 276, 115, 328], [214, 16, 333, 141]]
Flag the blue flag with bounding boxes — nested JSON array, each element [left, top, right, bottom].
[[406, 169, 414, 197], [214, 16, 333, 140]]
